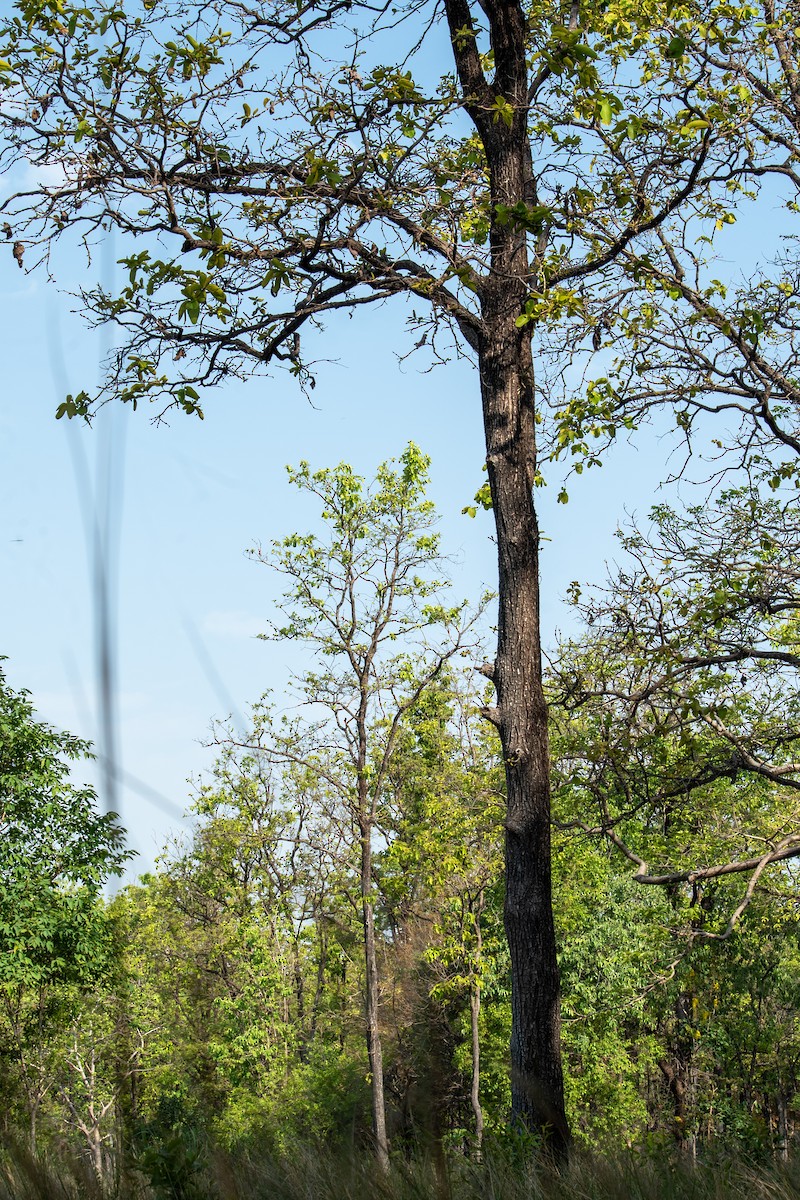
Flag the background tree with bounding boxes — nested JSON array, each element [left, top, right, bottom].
[[49, 994, 149, 1178], [110, 759, 364, 1161], [0, 660, 129, 1148], [547, 0, 800, 490], [225, 444, 482, 1168], [552, 836, 668, 1149], [2, 631, 798, 1163], [552, 481, 800, 931], [549, 480, 800, 1148], [379, 675, 504, 1156]]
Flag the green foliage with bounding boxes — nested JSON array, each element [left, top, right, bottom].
[[0, 661, 128, 989], [2, 477, 800, 1164], [551, 481, 800, 939], [5, 0, 800, 1167], [547, 481, 800, 1153], [0, 662, 130, 1159], [555, 840, 668, 1146], [0, 0, 771, 439]]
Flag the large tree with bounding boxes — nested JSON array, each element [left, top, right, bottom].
[[0, 0, 730, 1150]]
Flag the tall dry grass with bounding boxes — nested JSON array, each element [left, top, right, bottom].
[[1, 1142, 798, 1200]]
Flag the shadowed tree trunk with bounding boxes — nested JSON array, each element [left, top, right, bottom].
[[480, 324, 567, 1152], [451, 0, 568, 1150]]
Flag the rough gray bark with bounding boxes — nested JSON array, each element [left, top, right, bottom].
[[442, 0, 570, 1154], [481, 331, 568, 1154]]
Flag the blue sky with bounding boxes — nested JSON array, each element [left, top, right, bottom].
[[2, 4, 790, 877], [1, 256, 672, 874], [6, 154, 774, 875]]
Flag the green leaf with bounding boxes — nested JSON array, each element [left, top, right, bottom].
[[491, 95, 514, 128]]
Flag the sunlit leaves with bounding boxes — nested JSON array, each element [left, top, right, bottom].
[[551, 480, 800, 937], [0, 662, 129, 990]]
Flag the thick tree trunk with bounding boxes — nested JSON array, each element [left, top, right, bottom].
[[442, 0, 569, 1154], [478, 150, 569, 1155], [480, 340, 568, 1154], [659, 1058, 689, 1149], [362, 835, 390, 1171]]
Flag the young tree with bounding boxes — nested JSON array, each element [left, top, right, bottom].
[[225, 444, 481, 1167], [112, 772, 360, 1157], [0, 0, 732, 1150], [51, 996, 149, 1177]]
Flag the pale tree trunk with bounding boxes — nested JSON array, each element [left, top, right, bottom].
[[776, 1091, 789, 1162], [90, 1124, 105, 1179], [469, 987, 484, 1157], [469, 891, 485, 1159], [361, 831, 389, 1171]]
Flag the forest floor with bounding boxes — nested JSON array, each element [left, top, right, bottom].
[[1, 1143, 799, 1200]]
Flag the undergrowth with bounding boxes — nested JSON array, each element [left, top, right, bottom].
[[1, 1142, 798, 1200]]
